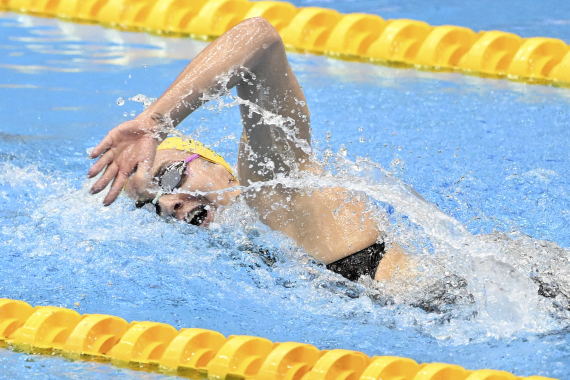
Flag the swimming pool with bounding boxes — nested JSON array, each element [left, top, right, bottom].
[[1, 0, 569, 378]]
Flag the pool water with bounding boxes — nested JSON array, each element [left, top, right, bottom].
[[1, 2, 569, 379]]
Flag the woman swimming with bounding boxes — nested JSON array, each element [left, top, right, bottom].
[[87, 17, 407, 283]]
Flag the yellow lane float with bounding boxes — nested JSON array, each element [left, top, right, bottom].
[[366, 19, 433, 65], [457, 31, 523, 76], [415, 25, 477, 69], [325, 13, 386, 59], [281, 7, 342, 53], [3, 0, 570, 85], [0, 299, 558, 379]]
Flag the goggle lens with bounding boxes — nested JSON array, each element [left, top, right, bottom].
[[159, 161, 186, 192]]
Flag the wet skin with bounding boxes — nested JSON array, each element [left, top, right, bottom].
[[124, 148, 240, 227], [89, 17, 409, 281]]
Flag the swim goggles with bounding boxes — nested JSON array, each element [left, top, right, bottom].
[[135, 154, 206, 225], [151, 153, 200, 204], [131, 136, 236, 205]]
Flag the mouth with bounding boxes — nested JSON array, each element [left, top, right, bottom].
[[185, 205, 209, 226]]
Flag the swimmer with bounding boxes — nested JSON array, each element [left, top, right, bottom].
[[87, 17, 408, 283]]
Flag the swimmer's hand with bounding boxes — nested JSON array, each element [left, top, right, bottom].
[[87, 117, 165, 206]]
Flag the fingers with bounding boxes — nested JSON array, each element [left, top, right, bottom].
[[90, 135, 114, 159], [87, 150, 115, 178], [88, 129, 159, 206], [103, 171, 129, 206], [90, 163, 118, 195]]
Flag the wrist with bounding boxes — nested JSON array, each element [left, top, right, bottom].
[[137, 112, 174, 141]]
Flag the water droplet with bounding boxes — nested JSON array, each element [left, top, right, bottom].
[[116, 97, 124, 106]]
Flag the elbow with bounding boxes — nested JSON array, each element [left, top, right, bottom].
[[238, 17, 283, 48]]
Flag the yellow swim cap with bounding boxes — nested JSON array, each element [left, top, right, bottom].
[[157, 136, 234, 177]]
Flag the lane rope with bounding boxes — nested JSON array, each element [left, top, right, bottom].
[[2, 0, 570, 86], [0, 298, 558, 379]]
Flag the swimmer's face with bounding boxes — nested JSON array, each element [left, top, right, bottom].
[[125, 149, 240, 227]]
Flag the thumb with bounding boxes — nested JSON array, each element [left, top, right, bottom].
[[130, 159, 153, 187]]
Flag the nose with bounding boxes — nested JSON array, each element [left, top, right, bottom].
[[156, 196, 183, 218]]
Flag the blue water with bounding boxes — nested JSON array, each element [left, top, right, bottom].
[[1, 2, 569, 379]]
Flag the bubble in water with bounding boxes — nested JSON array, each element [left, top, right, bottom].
[[123, 112, 128, 117], [116, 97, 124, 106], [130, 110, 136, 117]]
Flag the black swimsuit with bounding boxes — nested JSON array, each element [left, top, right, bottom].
[[326, 241, 385, 282]]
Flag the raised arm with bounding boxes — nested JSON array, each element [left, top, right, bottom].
[[88, 18, 381, 266], [89, 17, 310, 204]]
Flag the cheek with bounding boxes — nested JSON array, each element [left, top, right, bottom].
[[217, 187, 241, 207]]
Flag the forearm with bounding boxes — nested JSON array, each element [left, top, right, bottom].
[[136, 18, 283, 132]]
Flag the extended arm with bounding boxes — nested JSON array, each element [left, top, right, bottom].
[[89, 18, 380, 264], [89, 17, 310, 204]]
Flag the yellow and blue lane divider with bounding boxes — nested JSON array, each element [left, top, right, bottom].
[[0, 298, 558, 379], [2, 0, 570, 86]]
